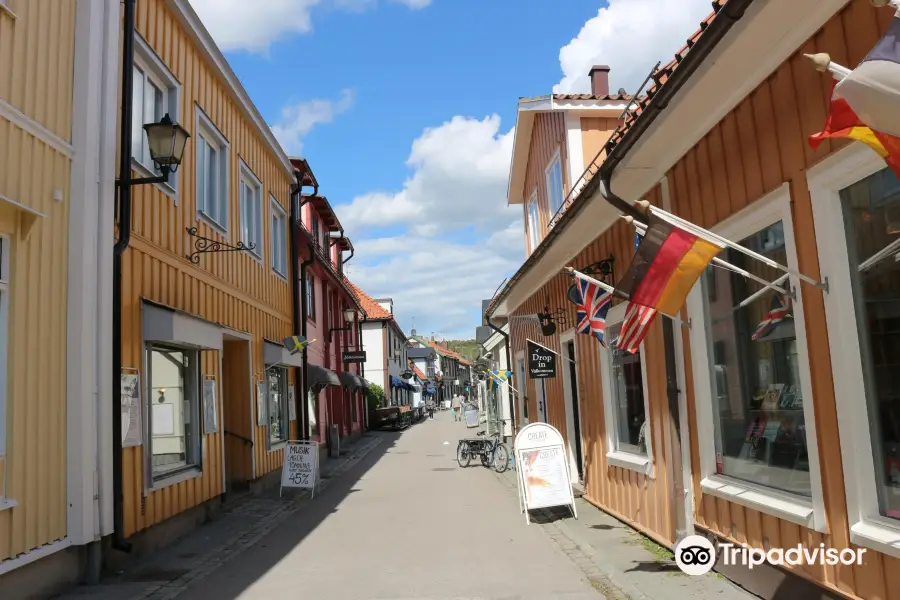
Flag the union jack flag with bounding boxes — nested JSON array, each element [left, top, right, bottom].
[[751, 293, 792, 341], [567, 273, 612, 346]]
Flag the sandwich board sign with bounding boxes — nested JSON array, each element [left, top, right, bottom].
[[280, 440, 319, 498], [514, 422, 576, 523]]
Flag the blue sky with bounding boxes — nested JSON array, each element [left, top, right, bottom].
[[192, 0, 714, 339]]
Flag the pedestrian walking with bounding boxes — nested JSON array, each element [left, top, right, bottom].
[[451, 394, 461, 422], [426, 398, 435, 419]]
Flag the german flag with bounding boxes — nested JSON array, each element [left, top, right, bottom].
[[810, 82, 900, 180], [618, 212, 724, 316]]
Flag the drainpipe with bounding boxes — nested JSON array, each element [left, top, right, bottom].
[[486, 315, 516, 439], [299, 243, 315, 440], [358, 311, 367, 428], [595, 0, 751, 546], [289, 181, 303, 442], [110, 0, 137, 553]]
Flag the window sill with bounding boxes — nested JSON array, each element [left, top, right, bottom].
[[131, 158, 177, 201], [149, 467, 202, 492], [701, 474, 819, 530], [268, 440, 287, 453], [273, 268, 287, 282], [197, 211, 228, 238], [0, 498, 18, 512], [607, 450, 652, 476], [850, 519, 900, 560]]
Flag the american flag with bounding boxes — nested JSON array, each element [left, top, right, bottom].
[[568, 274, 612, 346], [618, 302, 657, 354], [751, 294, 792, 341]]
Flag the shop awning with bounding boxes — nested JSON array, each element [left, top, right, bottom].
[[339, 371, 363, 390], [390, 375, 403, 388], [142, 301, 222, 351], [359, 378, 371, 389], [308, 365, 340, 390], [264, 341, 303, 368]]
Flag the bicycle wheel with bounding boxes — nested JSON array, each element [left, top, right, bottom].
[[456, 441, 471, 468], [493, 443, 510, 473]]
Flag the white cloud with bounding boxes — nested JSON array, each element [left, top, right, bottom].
[[338, 114, 517, 237], [270, 89, 354, 155], [345, 235, 521, 340], [190, 0, 432, 54], [554, 0, 713, 94]]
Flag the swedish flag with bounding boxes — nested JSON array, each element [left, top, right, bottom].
[[283, 336, 314, 355]]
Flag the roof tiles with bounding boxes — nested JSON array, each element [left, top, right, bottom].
[[344, 278, 393, 320]]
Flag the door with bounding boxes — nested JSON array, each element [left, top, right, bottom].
[[566, 340, 584, 481], [534, 378, 547, 423], [222, 338, 253, 490], [516, 354, 528, 425]]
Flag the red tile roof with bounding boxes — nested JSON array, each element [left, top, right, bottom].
[[552, 93, 634, 101], [428, 341, 472, 366], [343, 278, 393, 320]]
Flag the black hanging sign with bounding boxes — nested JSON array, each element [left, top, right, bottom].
[[527, 339, 557, 379], [342, 350, 367, 364]]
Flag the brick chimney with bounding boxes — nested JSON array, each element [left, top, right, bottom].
[[589, 65, 611, 97]]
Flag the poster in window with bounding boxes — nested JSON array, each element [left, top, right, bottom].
[[256, 381, 267, 425], [288, 387, 296, 421], [203, 378, 218, 434], [121, 370, 143, 447]]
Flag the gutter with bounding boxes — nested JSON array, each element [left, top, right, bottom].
[[486, 316, 516, 437], [486, 0, 753, 321], [598, 0, 753, 214], [291, 166, 317, 442]]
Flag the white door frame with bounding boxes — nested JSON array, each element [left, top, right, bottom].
[[559, 329, 582, 482], [515, 350, 527, 426]]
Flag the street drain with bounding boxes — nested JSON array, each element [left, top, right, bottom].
[[123, 567, 190, 582]]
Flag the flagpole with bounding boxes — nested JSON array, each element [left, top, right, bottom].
[[635, 201, 828, 290], [564, 268, 691, 329], [622, 216, 790, 296], [738, 273, 790, 309]]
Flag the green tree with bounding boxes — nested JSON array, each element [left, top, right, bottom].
[[366, 383, 385, 410]]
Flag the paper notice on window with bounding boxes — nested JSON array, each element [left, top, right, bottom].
[[121, 372, 143, 447], [288, 387, 296, 421], [518, 445, 571, 510], [203, 379, 218, 434], [256, 382, 267, 425]]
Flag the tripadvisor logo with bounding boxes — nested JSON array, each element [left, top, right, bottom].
[[675, 535, 716, 576]]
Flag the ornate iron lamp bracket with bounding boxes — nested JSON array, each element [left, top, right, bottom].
[[185, 227, 256, 264], [581, 255, 615, 284]]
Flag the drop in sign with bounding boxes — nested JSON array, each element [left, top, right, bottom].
[[527, 339, 557, 379]]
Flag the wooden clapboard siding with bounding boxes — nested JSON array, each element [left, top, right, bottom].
[[666, 1, 900, 597], [509, 185, 678, 544], [524, 113, 567, 243], [580, 117, 618, 171], [121, 0, 297, 537], [0, 0, 75, 563]]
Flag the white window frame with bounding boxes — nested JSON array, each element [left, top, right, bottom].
[[266, 365, 290, 449], [807, 142, 900, 556], [685, 182, 825, 532], [545, 148, 564, 225], [0, 237, 8, 501], [238, 159, 262, 259], [526, 190, 541, 253], [270, 195, 288, 278], [194, 105, 230, 234], [143, 343, 203, 490], [133, 34, 180, 199], [598, 302, 654, 476]]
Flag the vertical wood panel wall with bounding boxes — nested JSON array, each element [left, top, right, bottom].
[[122, 0, 297, 537], [523, 113, 566, 249], [0, 0, 75, 563], [664, 1, 899, 597]]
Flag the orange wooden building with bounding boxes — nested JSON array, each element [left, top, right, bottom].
[[118, 0, 301, 548], [488, 1, 900, 598]]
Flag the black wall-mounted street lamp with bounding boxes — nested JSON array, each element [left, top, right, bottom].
[[329, 307, 357, 335], [139, 113, 190, 183]]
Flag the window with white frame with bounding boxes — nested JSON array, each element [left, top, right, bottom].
[[195, 108, 229, 231], [270, 196, 288, 276], [0, 237, 8, 491], [527, 191, 541, 252], [132, 37, 180, 190], [147, 345, 202, 481], [306, 275, 316, 321], [598, 303, 652, 474], [809, 146, 900, 552], [687, 185, 823, 530], [545, 150, 564, 222], [267, 366, 289, 445], [239, 162, 262, 257]]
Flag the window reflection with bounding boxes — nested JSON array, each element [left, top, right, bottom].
[[703, 220, 810, 496], [268, 367, 288, 444], [841, 167, 900, 519], [149, 346, 200, 478], [607, 324, 647, 455]]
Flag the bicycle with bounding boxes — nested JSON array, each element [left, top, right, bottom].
[[456, 429, 510, 473]]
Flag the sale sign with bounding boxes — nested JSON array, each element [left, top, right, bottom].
[[280, 441, 319, 497]]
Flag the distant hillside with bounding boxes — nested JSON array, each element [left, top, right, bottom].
[[445, 339, 479, 361]]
